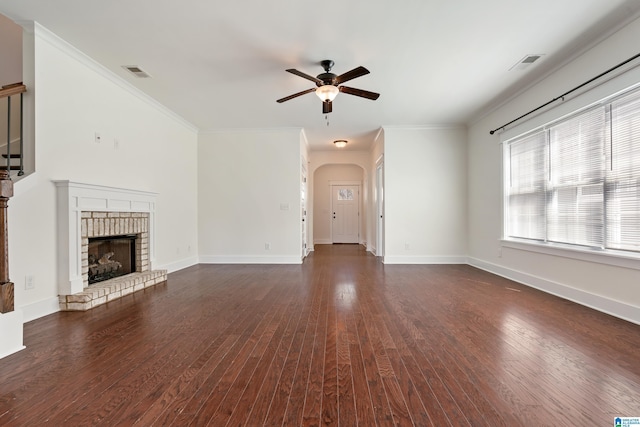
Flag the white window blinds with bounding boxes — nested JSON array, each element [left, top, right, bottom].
[[608, 90, 640, 251], [506, 131, 546, 241], [504, 87, 640, 254], [547, 107, 606, 248]]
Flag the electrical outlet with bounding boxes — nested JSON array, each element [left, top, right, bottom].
[[94, 132, 102, 144], [265, 243, 271, 250], [25, 275, 35, 290], [405, 242, 410, 250], [114, 138, 120, 150]]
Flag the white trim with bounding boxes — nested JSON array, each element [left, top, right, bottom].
[[383, 255, 467, 264], [27, 22, 197, 133], [382, 124, 465, 131], [501, 239, 640, 271], [0, 310, 25, 359], [20, 297, 60, 323], [329, 180, 361, 186], [467, 257, 640, 326], [199, 255, 302, 264], [158, 256, 199, 274], [314, 239, 333, 245], [199, 127, 303, 135]]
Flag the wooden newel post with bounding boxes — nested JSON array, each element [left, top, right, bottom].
[[0, 170, 14, 314]]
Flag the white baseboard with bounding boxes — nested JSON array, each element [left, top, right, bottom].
[[0, 310, 25, 359], [383, 255, 467, 264], [158, 256, 199, 274], [20, 297, 60, 323], [199, 255, 302, 264], [467, 257, 640, 326], [314, 239, 333, 245]]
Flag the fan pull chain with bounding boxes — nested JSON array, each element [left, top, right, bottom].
[[325, 114, 329, 127]]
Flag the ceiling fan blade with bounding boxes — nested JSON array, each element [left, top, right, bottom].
[[339, 86, 380, 100], [276, 87, 316, 103], [335, 66, 369, 85], [286, 69, 323, 85], [323, 100, 332, 114]]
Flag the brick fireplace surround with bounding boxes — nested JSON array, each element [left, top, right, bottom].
[[54, 181, 167, 311]]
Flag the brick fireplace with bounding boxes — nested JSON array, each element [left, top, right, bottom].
[[54, 181, 167, 311]]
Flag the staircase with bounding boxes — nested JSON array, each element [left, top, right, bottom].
[[0, 82, 23, 314], [0, 82, 26, 177]]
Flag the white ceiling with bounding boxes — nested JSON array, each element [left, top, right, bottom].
[[1, 0, 640, 151]]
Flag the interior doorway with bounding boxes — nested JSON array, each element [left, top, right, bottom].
[[312, 164, 365, 247]]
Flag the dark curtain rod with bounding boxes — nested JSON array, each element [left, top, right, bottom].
[[489, 52, 640, 135]]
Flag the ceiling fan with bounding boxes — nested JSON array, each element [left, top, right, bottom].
[[276, 60, 380, 114]]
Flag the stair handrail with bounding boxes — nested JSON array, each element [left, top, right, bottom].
[[0, 83, 26, 99]]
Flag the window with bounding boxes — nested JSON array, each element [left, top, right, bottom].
[[338, 189, 354, 200], [504, 88, 640, 255]]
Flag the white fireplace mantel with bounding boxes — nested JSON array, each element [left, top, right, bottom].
[[54, 181, 158, 295]]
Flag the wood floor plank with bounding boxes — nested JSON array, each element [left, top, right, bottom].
[[278, 268, 324, 427], [232, 282, 307, 426], [205, 282, 298, 426], [1, 245, 639, 426], [174, 278, 292, 426], [301, 268, 330, 426]]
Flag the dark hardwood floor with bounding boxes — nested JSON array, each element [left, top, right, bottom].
[[1, 244, 639, 426]]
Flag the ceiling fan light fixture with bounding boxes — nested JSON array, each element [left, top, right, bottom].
[[334, 139, 348, 148], [316, 85, 339, 102]]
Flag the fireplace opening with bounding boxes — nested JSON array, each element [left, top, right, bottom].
[[88, 235, 137, 285]]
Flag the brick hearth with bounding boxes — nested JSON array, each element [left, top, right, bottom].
[[59, 270, 166, 311]]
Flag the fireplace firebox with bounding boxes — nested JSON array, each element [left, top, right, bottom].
[[88, 235, 136, 284]]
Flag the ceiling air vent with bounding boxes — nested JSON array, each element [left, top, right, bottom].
[[122, 65, 151, 78], [509, 54, 544, 71]]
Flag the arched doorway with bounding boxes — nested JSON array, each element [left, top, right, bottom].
[[312, 163, 365, 246]]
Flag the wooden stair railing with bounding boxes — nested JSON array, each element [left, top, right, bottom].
[[1, 83, 26, 177], [0, 170, 13, 313]]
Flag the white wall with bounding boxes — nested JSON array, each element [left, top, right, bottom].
[[467, 15, 640, 324], [0, 13, 21, 85], [8, 24, 199, 325], [312, 164, 364, 244], [383, 126, 467, 263], [198, 128, 302, 263]]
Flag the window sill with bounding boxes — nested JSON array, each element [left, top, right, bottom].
[[500, 239, 640, 271]]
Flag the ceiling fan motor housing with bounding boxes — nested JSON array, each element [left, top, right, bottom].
[[317, 72, 337, 86], [318, 60, 337, 86]]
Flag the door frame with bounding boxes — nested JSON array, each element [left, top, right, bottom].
[[329, 180, 361, 244], [376, 156, 384, 257], [301, 158, 308, 259]]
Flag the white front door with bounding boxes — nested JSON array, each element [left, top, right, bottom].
[[331, 185, 359, 244]]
